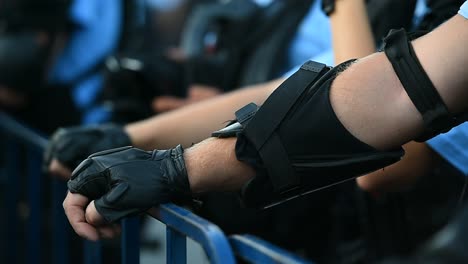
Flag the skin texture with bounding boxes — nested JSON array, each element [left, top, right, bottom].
[[49, 78, 282, 179], [64, 14, 468, 240], [329, 0, 441, 192]]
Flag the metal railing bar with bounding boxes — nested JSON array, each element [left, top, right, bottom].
[[27, 150, 42, 264], [121, 217, 140, 264], [0, 111, 48, 150], [52, 179, 70, 264], [5, 141, 20, 263], [229, 234, 313, 264], [148, 204, 235, 264], [166, 228, 186, 264]]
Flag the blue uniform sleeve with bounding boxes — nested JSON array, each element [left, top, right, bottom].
[[460, 1, 468, 19], [427, 122, 468, 176]]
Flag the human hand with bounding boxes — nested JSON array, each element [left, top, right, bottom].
[[63, 192, 120, 241], [66, 145, 191, 224], [356, 142, 440, 193], [44, 124, 131, 179]]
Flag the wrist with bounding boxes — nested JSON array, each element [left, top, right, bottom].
[[184, 138, 255, 194]]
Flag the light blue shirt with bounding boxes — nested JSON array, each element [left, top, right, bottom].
[[286, 0, 332, 69], [460, 1, 468, 18], [283, 0, 429, 78], [48, 0, 123, 124], [426, 1, 468, 176], [428, 123, 468, 176]]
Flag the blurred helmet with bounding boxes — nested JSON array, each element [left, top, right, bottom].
[[0, 0, 71, 32]]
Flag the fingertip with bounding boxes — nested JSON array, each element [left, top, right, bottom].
[[49, 159, 72, 180]]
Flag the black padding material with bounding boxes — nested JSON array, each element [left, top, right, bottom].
[[236, 60, 404, 208], [243, 61, 329, 192], [383, 28, 458, 141]]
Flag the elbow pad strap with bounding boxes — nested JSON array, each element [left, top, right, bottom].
[[383, 28, 465, 141], [214, 61, 330, 192], [243, 61, 330, 193], [213, 60, 404, 208]]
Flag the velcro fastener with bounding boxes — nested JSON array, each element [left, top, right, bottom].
[[243, 60, 329, 193]]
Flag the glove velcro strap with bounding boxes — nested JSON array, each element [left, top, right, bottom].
[[243, 60, 329, 193], [383, 28, 459, 141]]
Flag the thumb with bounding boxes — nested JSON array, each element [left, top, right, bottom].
[[49, 159, 73, 180], [85, 201, 106, 226], [93, 182, 140, 223]]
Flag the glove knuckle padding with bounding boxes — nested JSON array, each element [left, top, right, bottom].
[[67, 145, 190, 222], [213, 60, 404, 208], [45, 124, 131, 170]]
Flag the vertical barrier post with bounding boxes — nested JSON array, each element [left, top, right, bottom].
[[84, 240, 103, 264], [167, 228, 187, 264], [121, 217, 140, 264], [6, 141, 19, 263], [52, 179, 69, 264], [27, 149, 42, 264]]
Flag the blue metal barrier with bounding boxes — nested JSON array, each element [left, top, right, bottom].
[[229, 234, 313, 264], [0, 111, 315, 264], [148, 204, 235, 264]]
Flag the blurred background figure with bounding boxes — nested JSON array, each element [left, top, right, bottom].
[[0, 0, 124, 133]]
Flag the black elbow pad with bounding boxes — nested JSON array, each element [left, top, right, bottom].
[[213, 60, 404, 208]]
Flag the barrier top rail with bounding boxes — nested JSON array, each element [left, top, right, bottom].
[[230, 234, 313, 264], [1, 111, 315, 264], [0, 111, 48, 150], [148, 205, 235, 263], [0, 111, 235, 263]]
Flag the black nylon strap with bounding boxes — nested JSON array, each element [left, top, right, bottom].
[[243, 60, 328, 192], [383, 28, 456, 137]]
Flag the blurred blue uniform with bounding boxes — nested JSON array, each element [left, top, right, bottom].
[[427, 2, 468, 176], [48, 0, 123, 124], [283, 0, 429, 76]]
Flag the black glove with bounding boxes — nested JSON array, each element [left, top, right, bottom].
[[44, 124, 132, 171], [67, 145, 191, 222]]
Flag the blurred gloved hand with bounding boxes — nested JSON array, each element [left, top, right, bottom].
[[44, 124, 132, 173], [68, 145, 191, 222]]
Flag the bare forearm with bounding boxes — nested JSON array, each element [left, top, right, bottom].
[[331, 15, 468, 151], [175, 15, 468, 195], [124, 79, 283, 150], [330, 0, 375, 64], [185, 137, 255, 193], [357, 142, 440, 192]]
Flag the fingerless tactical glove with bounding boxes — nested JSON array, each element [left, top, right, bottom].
[[67, 145, 191, 222], [44, 124, 131, 170]]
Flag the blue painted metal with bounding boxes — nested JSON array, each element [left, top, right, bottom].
[[0, 112, 314, 264], [229, 234, 313, 264], [0, 112, 48, 150], [84, 240, 103, 264], [148, 203, 235, 264], [27, 149, 43, 264], [5, 141, 20, 263], [52, 179, 69, 264], [121, 217, 140, 264], [166, 228, 186, 264]]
